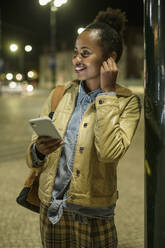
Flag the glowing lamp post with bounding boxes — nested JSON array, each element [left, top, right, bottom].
[[39, 0, 68, 87], [77, 27, 85, 35], [9, 43, 33, 75], [9, 43, 18, 53], [24, 45, 32, 53]]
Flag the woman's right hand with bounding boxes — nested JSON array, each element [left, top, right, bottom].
[[35, 136, 64, 155]]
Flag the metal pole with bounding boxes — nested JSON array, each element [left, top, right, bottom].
[[50, 3, 57, 87], [144, 0, 165, 247]]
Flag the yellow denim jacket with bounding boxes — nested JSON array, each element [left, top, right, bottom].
[[26, 80, 141, 208]]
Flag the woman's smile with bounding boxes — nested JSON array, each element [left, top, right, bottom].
[[75, 64, 87, 73]]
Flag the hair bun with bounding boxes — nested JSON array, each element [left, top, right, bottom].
[[93, 8, 127, 35]]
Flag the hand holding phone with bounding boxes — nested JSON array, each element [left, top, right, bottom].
[[35, 136, 64, 155], [29, 117, 64, 155]]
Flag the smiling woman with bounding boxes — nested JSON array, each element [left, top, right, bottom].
[[72, 30, 104, 90], [24, 7, 141, 248]]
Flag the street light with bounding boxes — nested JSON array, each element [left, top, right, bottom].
[[9, 43, 33, 76], [53, 0, 67, 7], [6, 73, 13, 80], [39, 0, 68, 87], [39, 0, 51, 6], [9, 43, 18, 53], [77, 27, 85, 35], [16, 73, 23, 81], [27, 70, 34, 79], [25, 45, 32, 52]]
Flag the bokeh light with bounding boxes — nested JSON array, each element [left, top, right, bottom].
[[9, 81, 17, 89], [39, 0, 51, 6], [0, 73, 6, 80], [25, 45, 32, 52], [16, 73, 23, 81], [9, 44, 18, 52], [53, 0, 67, 8], [77, 27, 85, 35], [27, 71, 34, 78], [26, 85, 34, 92], [6, 73, 13, 80]]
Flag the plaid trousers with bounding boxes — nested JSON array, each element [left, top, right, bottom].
[[40, 203, 118, 248]]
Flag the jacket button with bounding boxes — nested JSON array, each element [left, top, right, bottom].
[[99, 99, 104, 104], [79, 147, 84, 153], [76, 169, 80, 176], [83, 123, 88, 127], [71, 195, 75, 200]]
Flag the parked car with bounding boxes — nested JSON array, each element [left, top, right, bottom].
[[0, 81, 34, 95]]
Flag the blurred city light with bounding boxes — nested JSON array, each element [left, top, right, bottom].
[[77, 27, 85, 35], [27, 71, 34, 78], [6, 73, 13, 80], [39, 0, 51, 6], [16, 73, 23, 81], [26, 84, 34, 92], [0, 73, 6, 80], [9, 81, 17, 89], [9, 44, 18, 52], [33, 70, 38, 79], [53, 0, 67, 7], [25, 45, 32, 52]]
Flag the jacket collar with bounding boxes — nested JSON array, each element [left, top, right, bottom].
[[115, 84, 132, 97], [63, 80, 133, 97]]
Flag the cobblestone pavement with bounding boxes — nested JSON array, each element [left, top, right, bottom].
[[0, 88, 144, 248]]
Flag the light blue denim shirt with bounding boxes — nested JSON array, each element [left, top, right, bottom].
[[47, 82, 116, 224]]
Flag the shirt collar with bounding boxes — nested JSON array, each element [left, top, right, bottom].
[[77, 81, 102, 104]]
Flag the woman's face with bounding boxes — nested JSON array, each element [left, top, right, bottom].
[[72, 29, 104, 82]]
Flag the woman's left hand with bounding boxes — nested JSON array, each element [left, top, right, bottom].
[[100, 57, 118, 92]]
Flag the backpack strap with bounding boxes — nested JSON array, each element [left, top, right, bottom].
[[51, 85, 65, 112]]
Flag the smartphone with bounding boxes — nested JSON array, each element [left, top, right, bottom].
[[29, 117, 62, 140]]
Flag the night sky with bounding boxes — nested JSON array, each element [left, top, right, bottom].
[[0, 0, 143, 50], [0, 0, 143, 74]]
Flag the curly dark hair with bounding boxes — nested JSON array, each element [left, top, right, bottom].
[[84, 8, 127, 63]]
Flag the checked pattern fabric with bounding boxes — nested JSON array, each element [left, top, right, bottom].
[[40, 203, 118, 248]]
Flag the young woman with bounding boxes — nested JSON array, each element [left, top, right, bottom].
[[27, 8, 141, 248]]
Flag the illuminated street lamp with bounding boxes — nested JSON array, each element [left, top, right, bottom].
[[53, 0, 67, 8], [77, 27, 85, 35], [9, 43, 18, 53], [9, 43, 24, 77], [27, 70, 34, 78], [25, 45, 32, 52], [6, 72, 13, 80], [16, 73, 23, 81], [9, 43, 33, 76], [39, 0, 68, 86], [39, 0, 52, 6]]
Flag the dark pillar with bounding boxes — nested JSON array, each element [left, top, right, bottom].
[[144, 0, 165, 247]]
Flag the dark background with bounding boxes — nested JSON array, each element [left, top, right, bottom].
[[0, 0, 143, 48], [0, 0, 143, 75]]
